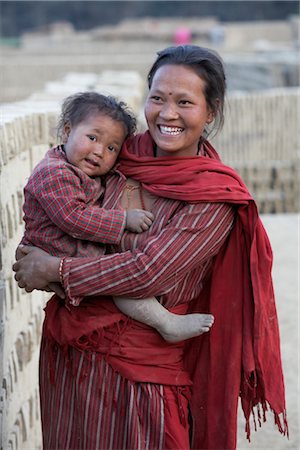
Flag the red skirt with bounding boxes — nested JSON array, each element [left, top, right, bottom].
[[39, 337, 191, 450]]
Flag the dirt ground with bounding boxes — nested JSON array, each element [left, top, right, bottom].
[[237, 213, 299, 450]]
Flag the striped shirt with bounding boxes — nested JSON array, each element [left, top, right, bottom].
[[63, 169, 235, 308]]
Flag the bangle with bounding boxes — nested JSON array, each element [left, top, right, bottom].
[[59, 257, 65, 285]]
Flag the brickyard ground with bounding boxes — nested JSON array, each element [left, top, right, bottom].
[[237, 213, 299, 450]]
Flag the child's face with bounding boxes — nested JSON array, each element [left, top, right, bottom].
[[63, 113, 127, 177]]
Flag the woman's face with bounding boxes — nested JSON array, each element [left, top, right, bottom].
[[144, 64, 214, 157]]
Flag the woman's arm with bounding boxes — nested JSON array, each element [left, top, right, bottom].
[[14, 202, 235, 299]]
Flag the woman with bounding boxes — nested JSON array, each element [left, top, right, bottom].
[[13, 45, 287, 450]]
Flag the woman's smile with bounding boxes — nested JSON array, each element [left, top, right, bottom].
[[159, 125, 184, 136]]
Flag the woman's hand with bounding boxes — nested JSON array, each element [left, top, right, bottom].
[[13, 245, 61, 293]]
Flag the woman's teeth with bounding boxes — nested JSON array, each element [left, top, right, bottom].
[[159, 126, 183, 136]]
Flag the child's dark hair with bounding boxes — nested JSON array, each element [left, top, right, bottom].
[[147, 45, 226, 135], [57, 92, 137, 140]]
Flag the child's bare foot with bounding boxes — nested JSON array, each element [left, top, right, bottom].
[[157, 313, 214, 343], [113, 297, 214, 343]]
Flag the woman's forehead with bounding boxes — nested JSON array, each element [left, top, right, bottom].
[[150, 65, 206, 94]]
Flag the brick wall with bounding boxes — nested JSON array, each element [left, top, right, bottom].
[[211, 88, 300, 213], [0, 115, 55, 448]]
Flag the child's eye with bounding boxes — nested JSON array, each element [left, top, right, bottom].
[[88, 135, 97, 142], [108, 145, 117, 152]]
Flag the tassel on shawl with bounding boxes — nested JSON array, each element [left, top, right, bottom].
[[241, 369, 288, 442]]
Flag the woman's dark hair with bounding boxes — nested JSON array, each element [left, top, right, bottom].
[[147, 45, 226, 134], [57, 91, 137, 140]]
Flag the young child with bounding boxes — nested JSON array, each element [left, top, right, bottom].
[[22, 92, 214, 342]]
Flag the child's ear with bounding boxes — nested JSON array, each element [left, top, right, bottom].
[[62, 123, 71, 143]]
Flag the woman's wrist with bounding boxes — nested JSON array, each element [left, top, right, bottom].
[[46, 255, 61, 283]]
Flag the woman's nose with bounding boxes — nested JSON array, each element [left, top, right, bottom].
[[159, 102, 179, 120]]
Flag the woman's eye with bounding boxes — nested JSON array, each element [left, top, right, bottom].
[[151, 95, 162, 102], [179, 100, 192, 105], [88, 135, 97, 142]]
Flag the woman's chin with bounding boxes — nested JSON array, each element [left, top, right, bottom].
[[154, 138, 182, 156]]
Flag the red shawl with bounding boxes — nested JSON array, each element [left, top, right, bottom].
[[117, 132, 288, 449]]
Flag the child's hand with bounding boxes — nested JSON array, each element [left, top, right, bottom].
[[126, 209, 154, 233]]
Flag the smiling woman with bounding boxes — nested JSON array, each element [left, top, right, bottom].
[[13, 45, 287, 450], [144, 65, 214, 157]]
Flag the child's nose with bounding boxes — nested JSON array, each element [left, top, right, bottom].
[[93, 144, 104, 157]]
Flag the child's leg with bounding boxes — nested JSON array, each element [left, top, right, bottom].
[[113, 297, 214, 343]]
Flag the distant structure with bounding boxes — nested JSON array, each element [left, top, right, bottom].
[[208, 25, 225, 45], [0, 17, 299, 103]]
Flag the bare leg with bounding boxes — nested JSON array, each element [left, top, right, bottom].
[[113, 296, 214, 343]]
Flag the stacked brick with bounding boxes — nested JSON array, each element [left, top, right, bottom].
[[0, 110, 56, 449], [211, 87, 300, 213]]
